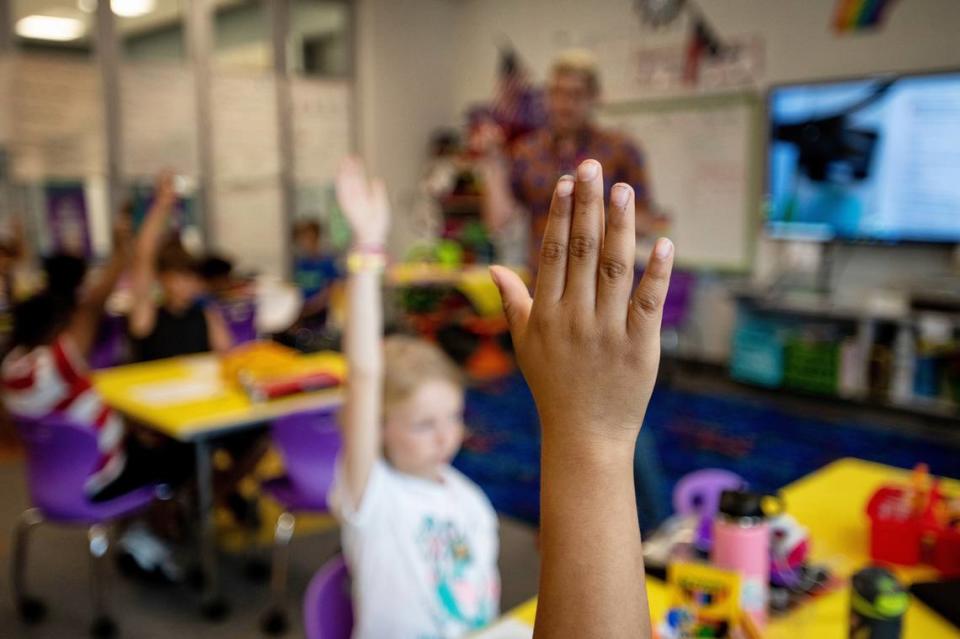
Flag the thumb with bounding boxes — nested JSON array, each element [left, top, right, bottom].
[[490, 265, 532, 338]]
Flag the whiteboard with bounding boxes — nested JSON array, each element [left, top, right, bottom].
[[599, 93, 760, 270]]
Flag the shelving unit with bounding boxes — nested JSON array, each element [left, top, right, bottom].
[[730, 289, 960, 419]]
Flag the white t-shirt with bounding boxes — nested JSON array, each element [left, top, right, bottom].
[[329, 459, 500, 639]]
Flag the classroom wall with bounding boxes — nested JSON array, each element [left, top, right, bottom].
[[449, 0, 960, 105], [438, 0, 960, 360], [355, 0, 461, 255]]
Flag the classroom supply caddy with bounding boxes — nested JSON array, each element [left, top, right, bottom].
[[865, 464, 960, 577], [221, 341, 342, 401]]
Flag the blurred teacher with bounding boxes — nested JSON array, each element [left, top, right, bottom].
[[480, 49, 658, 269], [480, 49, 667, 533]]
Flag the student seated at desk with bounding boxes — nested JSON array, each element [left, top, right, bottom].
[[329, 158, 500, 639], [2, 221, 192, 579], [128, 171, 233, 362], [129, 173, 266, 526], [292, 218, 341, 328]]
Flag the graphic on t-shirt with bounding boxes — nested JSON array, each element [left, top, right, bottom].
[[417, 516, 493, 632]]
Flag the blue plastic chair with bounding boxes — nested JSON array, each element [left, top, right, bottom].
[[11, 414, 158, 638], [303, 556, 353, 639], [260, 408, 342, 635]]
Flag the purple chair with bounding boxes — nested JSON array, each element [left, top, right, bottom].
[[11, 414, 158, 638], [260, 408, 342, 635], [303, 555, 353, 639], [672, 468, 746, 553], [661, 270, 696, 331], [89, 313, 128, 370], [215, 296, 258, 345]]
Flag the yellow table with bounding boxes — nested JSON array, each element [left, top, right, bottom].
[[478, 459, 959, 638], [93, 352, 345, 441], [93, 351, 345, 617]]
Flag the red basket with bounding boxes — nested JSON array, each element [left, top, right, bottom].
[[866, 486, 923, 566], [933, 527, 960, 577]]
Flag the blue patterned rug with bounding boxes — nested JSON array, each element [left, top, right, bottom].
[[455, 372, 960, 524]]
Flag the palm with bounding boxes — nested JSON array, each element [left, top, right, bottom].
[[336, 157, 389, 246]]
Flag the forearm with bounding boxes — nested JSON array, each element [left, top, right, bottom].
[[342, 266, 384, 505], [70, 255, 125, 356], [481, 155, 517, 232], [535, 432, 650, 639], [85, 253, 125, 310], [134, 200, 173, 264]]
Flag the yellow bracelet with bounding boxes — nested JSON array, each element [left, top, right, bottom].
[[347, 249, 387, 273]]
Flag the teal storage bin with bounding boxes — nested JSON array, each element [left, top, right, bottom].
[[730, 319, 786, 387]]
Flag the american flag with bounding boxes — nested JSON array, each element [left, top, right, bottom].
[[490, 47, 546, 145]]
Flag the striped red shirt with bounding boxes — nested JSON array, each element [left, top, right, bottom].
[[2, 335, 126, 495]]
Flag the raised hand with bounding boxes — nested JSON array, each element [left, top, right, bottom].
[[112, 211, 134, 262], [335, 157, 390, 247], [490, 158, 674, 450], [154, 169, 177, 209], [490, 158, 672, 639]]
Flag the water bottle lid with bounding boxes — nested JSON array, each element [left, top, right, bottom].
[[718, 490, 783, 521], [851, 566, 909, 619]]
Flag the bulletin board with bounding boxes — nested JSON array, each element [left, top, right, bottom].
[[599, 92, 761, 271]]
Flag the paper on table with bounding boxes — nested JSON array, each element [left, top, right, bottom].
[[470, 619, 533, 639], [131, 378, 228, 407]]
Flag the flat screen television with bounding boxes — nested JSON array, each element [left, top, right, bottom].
[[766, 70, 960, 243]]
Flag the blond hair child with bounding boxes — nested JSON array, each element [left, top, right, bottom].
[[329, 159, 499, 639]]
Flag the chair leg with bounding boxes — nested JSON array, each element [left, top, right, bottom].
[[87, 524, 117, 639], [11, 508, 46, 624], [259, 512, 296, 636]]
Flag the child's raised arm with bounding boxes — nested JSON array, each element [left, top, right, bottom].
[[67, 216, 133, 357], [129, 170, 177, 338], [335, 158, 390, 508], [491, 159, 674, 639]]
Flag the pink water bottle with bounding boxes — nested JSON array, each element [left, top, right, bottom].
[[711, 490, 783, 628]]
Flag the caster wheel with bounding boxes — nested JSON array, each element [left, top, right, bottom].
[[200, 597, 230, 622], [259, 607, 288, 635], [18, 596, 47, 624], [90, 615, 118, 639]]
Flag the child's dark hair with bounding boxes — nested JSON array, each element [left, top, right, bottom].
[[199, 254, 234, 281], [43, 253, 88, 301], [10, 292, 75, 350], [157, 238, 199, 275], [293, 219, 321, 240]]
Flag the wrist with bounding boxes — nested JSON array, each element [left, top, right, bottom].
[[541, 426, 639, 468], [347, 244, 387, 274]]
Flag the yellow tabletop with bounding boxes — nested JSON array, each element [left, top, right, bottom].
[[482, 458, 959, 639], [93, 351, 345, 441]]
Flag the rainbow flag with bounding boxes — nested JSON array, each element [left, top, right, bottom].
[[833, 0, 898, 32]]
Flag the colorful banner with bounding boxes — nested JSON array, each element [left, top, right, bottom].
[[833, 0, 898, 33]]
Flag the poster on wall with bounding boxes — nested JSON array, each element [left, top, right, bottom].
[[45, 183, 91, 258], [594, 34, 765, 102]]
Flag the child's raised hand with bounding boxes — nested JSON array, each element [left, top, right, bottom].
[[112, 212, 134, 261], [336, 157, 390, 247], [154, 169, 177, 208], [490, 159, 674, 454]]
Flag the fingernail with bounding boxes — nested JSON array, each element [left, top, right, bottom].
[[654, 237, 674, 260], [556, 176, 574, 197], [577, 160, 599, 181], [488, 265, 502, 287], [611, 184, 630, 208]]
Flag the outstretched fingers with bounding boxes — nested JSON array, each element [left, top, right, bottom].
[[628, 238, 674, 337], [533, 176, 575, 305]]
